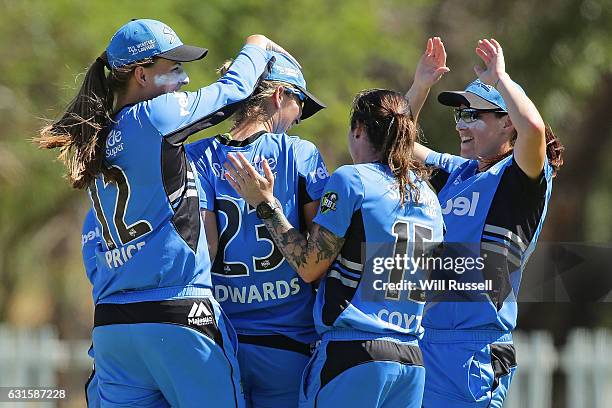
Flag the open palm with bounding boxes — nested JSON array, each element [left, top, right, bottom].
[[414, 37, 450, 88], [474, 38, 506, 86]]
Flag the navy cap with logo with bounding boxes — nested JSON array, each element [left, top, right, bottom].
[[265, 51, 326, 120], [106, 19, 208, 68], [438, 78, 525, 112]]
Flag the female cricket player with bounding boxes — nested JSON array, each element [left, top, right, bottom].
[[186, 51, 327, 407], [223, 85, 444, 407], [220, 38, 449, 408], [37, 18, 297, 407], [409, 38, 564, 407]]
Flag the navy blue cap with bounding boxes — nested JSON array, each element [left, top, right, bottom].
[[438, 78, 523, 112], [106, 19, 207, 68], [265, 51, 325, 120]]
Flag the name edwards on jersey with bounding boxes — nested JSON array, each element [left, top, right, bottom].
[[214, 278, 301, 305]]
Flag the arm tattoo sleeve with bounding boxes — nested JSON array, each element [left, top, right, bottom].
[[263, 206, 345, 277], [314, 226, 344, 263]]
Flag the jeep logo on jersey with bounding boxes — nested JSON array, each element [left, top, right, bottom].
[[441, 192, 480, 216], [320, 191, 338, 214], [187, 302, 214, 326], [309, 162, 330, 183], [82, 226, 101, 248]]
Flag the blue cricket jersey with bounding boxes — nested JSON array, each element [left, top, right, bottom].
[[187, 132, 329, 344], [312, 163, 444, 340], [82, 209, 100, 362], [423, 152, 553, 331], [88, 45, 272, 304], [82, 209, 100, 286]]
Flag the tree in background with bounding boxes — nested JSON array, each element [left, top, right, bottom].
[[1, 0, 611, 340]]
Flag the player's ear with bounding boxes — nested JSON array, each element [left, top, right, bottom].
[[134, 66, 147, 87], [353, 122, 365, 139], [272, 86, 284, 109], [502, 115, 515, 134]]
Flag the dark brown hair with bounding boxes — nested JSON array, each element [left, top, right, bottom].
[[350, 89, 429, 206], [481, 112, 564, 176], [35, 53, 155, 189]]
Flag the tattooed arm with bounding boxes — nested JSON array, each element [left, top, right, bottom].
[[223, 152, 344, 282], [262, 205, 344, 282]]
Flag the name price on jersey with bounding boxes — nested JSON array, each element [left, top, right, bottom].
[[1, 387, 67, 401]]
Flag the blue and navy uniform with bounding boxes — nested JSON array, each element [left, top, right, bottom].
[[82, 210, 100, 289], [300, 164, 444, 408], [81, 210, 101, 408], [90, 45, 272, 408], [187, 131, 329, 408], [421, 152, 553, 408]]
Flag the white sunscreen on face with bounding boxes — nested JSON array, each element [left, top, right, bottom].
[[154, 71, 189, 87]]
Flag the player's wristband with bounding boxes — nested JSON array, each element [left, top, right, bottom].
[[256, 200, 281, 219]]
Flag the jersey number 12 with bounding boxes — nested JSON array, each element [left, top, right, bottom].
[[89, 166, 152, 250]]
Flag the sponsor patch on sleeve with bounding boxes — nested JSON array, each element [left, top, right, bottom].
[[320, 191, 338, 214]]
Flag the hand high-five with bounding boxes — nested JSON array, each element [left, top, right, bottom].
[[246, 34, 302, 68], [224, 152, 276, 207], [474, 38, 507, 87], [414, 37, 450, 89]]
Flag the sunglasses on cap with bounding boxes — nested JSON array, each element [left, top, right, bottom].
[[453, 108, 505, 124], [284, 87, 306, 107]]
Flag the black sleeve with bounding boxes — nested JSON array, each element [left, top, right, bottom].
[[298, 176, 314, 233], [479, 157, 548, 309], [428, 167, 450, 194], [506, 158, 547, 198]]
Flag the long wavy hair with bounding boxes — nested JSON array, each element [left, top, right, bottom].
[[350, 89, 429, 206], [35, 53, 155, 189], [481, 112, 564, 176]]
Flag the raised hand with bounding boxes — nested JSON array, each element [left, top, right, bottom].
[[245, 35, 302, 68], [224, 152, 276, 207], [474, 38, 507, 86], [266, 39, 302, 69], [405, 37, 449, 122], [413, 37, 450, 89]]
